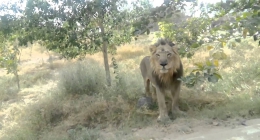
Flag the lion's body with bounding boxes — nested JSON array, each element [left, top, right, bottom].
[[140, 39, 183, 122]]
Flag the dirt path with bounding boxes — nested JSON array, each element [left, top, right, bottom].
[[101, 118, 260, 140], [129, 118, 260, 140]]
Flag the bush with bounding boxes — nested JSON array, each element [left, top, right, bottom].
[[58, 60, 106, 95], [105, 68, 144, 104]]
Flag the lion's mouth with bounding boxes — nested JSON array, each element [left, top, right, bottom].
[[160, 67, 169, 73]]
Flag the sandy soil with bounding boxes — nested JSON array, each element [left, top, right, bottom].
[[133, 119, 260, 140], [100, 117, 260, 140]]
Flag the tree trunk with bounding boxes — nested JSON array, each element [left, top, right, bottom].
[[14, 71, 20, 91], [13, 44, 20, 91], [99, 22, 112, 86]]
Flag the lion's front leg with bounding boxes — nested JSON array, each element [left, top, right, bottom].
[[155, 87, 170, 122], [171, 85, 185, 117], [144, 78, 152, 97], [151, 85, 157, 102]]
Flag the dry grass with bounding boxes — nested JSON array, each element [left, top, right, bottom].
[[1, 35, 260, 139], [180, 38, 260, 120], [0, 53, 153, 139], [58, 59, 106, 95], [116, 44, 148, 61], [0, 76, 19, 102]]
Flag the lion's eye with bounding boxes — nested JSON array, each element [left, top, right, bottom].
[[156, 54, 160, 57], [167, 53, 172, 57]]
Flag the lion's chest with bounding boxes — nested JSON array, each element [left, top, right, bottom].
[[151, 82, 174, 91]]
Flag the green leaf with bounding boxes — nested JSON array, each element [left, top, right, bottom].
[[213, 72, 222, 79], [213, 59, 219, 67], [194, 62, 204, 70], [208, 74, 219, 83], [191, 43, 200, 48], [187, 52, 193, 58], [242, 12, 251, 18], [235, 38, 241, 43], [212, 51, 227, 60], [205, 60, 213, 66]]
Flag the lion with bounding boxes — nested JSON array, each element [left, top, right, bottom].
[[140, 38, 184, 122]]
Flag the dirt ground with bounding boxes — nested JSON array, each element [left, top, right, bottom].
[[100, 117, 260, 140], [1, 45, 260, 140], [134, 119, 260, 140]]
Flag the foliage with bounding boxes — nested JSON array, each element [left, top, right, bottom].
[[131, 0, 197, 36], [0, 0, 136, 86], [18, 0, 132, 57], [181, 60, 222, 88], [154, 0, 260, 87], [156, 17, 210, 58], [156, 16, 223, 87], [208, 0, 260, 44], [0, 0, 259, 88], [0, 33, 20, 90]]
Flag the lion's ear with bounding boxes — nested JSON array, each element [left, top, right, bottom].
[[149, 45, 156, 54], [169, 42, 175, 47], [172, 46, 179, 54]]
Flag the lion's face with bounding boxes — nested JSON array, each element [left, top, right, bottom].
[[150, 39, 180, 74]]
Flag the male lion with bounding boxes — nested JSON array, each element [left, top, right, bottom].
[[140, 38, 183, 122]]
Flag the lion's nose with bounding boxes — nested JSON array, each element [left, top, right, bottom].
[[160, 62, 167, 67]]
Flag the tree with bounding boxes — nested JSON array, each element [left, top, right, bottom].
[[2, 0, 194, 87], [10, 0, 135, 86], [0, 33, 21, 90], [208, 0, 260, 43], [2, 0, 257, 89], [0, 2, 23, 90], [0, 0, 209, 88], [131, 0, 197, 36]]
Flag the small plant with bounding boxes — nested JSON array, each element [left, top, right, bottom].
[[181, 60, 222, 88]]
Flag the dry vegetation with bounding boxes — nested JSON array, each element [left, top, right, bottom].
[[0, 33, 260, 139]]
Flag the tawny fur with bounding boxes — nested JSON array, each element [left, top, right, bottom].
[[140, 38, 183, 122]]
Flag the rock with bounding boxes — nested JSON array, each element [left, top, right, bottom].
[[137, 96, 153, 109], [213, 121, 220, 126], [178, 126, 193, 134]]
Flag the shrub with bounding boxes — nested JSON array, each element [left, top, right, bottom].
[[58, 60, 106, 95]]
